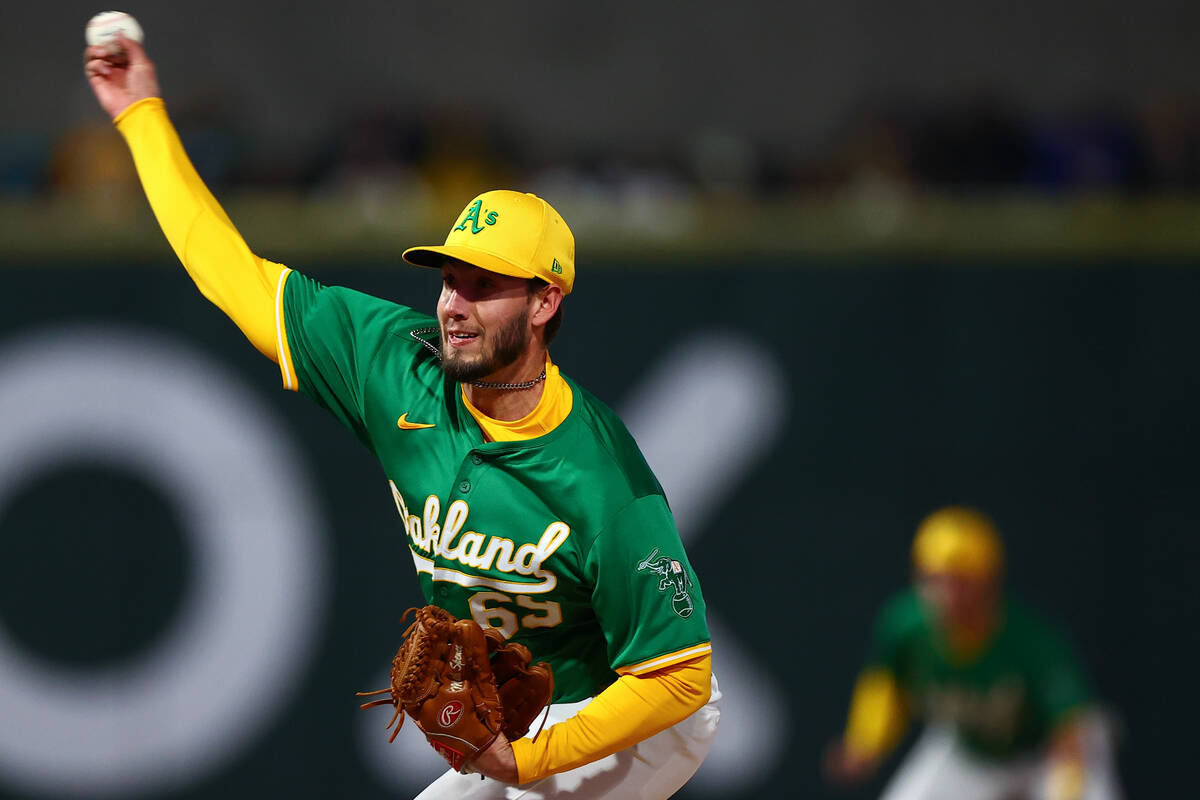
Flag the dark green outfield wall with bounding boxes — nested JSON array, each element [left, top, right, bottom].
[[0, 258, 1193, 799]]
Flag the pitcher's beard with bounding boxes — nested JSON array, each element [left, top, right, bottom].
[[440, 310, 530, 383]]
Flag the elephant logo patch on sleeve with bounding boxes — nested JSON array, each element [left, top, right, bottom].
[[637, 547, 694, 618]]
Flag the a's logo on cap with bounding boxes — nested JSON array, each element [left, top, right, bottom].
[[551, 258, 563, 275], [453, 199, 499, 235]]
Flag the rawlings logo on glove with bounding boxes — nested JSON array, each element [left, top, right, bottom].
[[358, 605, 554, 773], [439, 700, 465, 727]]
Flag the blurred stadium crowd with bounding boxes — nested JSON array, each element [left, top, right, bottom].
[[9, 91, 1200, 222]]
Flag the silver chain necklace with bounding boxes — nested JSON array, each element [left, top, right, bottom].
[[469, 370, 547, 391], [409, 328, 547, 391]]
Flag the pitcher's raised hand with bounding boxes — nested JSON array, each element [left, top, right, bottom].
[[84, 36, 160, 120]]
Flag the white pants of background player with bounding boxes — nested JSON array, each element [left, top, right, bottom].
[[881, 715, 1122, 800], [415, 675, 721, 800]]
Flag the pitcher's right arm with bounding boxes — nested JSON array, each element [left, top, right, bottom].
[[86, 38, 289, 370]]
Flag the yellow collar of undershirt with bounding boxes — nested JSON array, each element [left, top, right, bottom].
[[461, 358, 573, 442]]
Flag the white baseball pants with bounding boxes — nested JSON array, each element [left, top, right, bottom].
[[415, 675, 722, 800], [880, 715, 1122, 800]]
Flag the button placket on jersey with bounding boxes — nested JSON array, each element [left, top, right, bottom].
[[454, 451, 486, 496]]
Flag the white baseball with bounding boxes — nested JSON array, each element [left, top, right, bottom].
[[85, 11, 144, 49]]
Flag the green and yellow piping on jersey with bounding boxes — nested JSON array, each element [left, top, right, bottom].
[[618, 642, 712, 676], [275, 268, 299, 390]]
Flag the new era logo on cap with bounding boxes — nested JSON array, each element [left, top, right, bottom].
[[552, 258, 563, 275]]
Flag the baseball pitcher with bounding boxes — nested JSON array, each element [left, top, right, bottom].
[[84, 34, 719, 800]]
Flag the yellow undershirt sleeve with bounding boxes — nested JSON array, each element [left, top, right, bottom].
[[510, 653, 711, 784], [114, 98, 286, 363], [843, 667, 909, 761]]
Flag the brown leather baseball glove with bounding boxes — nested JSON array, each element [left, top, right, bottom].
[[358, 606, 555, 772], [358, 605, 504, 771]]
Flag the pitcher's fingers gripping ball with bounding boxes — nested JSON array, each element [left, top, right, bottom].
[[85, 10, 143, 66], [358, 606, 553, 772]]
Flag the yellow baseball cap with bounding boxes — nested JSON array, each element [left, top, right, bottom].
[[911, 506, 1004, 578], [403, 190, 575, 294]]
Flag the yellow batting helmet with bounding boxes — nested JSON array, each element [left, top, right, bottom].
[[911, 506, 1004, 578]]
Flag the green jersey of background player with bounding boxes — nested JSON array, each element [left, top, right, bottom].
[[825, 506, 1122, 800], [84, 34, 719, 800]]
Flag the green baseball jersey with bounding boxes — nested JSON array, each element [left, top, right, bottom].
[[281, 273, 710, 702], [864, 589, 1091, 760]]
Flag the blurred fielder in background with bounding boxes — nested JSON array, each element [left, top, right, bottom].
[[83, 33, 718, 800], [825, 507, 1122, 800]]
